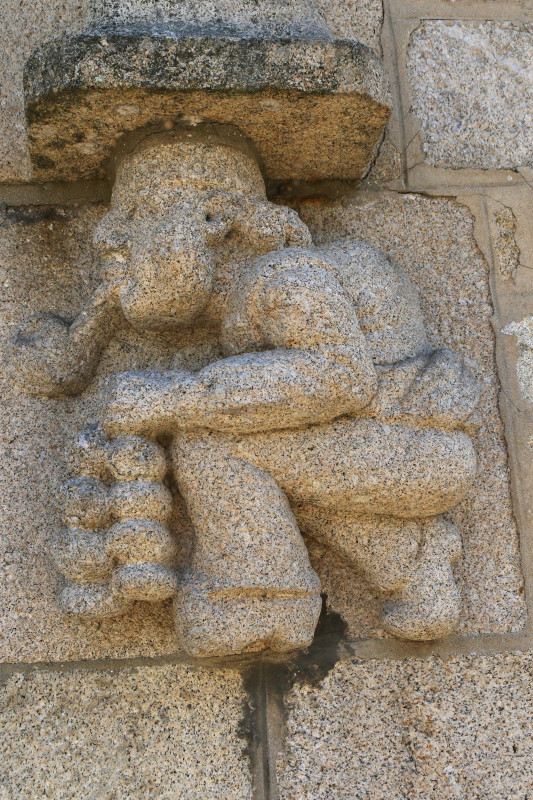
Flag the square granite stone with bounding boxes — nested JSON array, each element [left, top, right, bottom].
[[277, 651, 533, 800], [0, 662, 252, 800], [407, 21, 533, 170]]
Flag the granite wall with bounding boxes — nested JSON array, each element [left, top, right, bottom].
[[1, 0, 533, 797]]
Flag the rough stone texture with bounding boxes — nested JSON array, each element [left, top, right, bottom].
[[0, 187, 525, 662], [503, 317, 533, 404], [277, 651, 533, 800], [6, 137, 484, 656], [297, 192, 525, 637], [492, 206, 521, 282], [0, 663, 252, 800], [318, 0, 383, 54], [407, 21, 533, 170], [0, 0, 385, 183], [86, 0, 331, 38], [24, 35, 389, 183]]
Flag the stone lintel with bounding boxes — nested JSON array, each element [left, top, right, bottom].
[[23, 32, 391, 183]]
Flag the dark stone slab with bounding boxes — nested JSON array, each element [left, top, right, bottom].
[[24, 32, 390, 182]]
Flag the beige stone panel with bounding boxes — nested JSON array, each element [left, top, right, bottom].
[[297, 192, 525, 636], [406, 21, 533, 170], [0, 663, 252, 800], [277, 651, 533, 800]]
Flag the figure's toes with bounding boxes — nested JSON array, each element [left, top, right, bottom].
[[381, 574, 460, 641]]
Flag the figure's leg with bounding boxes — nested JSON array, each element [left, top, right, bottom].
[[240, 419, 473, 641], [171, 432, 321, 657], [295, 508, 422, 595]]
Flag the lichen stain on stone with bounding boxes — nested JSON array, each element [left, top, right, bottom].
[[493, 206, 520, 281], [504, 316, 533, 403]]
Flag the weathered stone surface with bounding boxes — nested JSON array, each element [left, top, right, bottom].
[[5, 134, 487, 657], [318, 0, 383, 53], [297, 192, 525, 636], [0, 663, 252, 799], [407, 21, 533, 170], [491, 206, 520, 282], [0, 0, 385, 183], [0, 185, 525, 661], [24, 34, 389, 183], [503, 317, 533, 404], [87, 0, 330, 38], [277, 651, 533, 799]]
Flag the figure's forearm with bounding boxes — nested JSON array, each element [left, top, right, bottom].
[[101, 349, 378, 437], [9, 281, 123, 397], [177, 348, 377, 434]]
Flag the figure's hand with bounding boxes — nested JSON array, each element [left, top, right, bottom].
[[8, 282, 122, 397], [101, 369, 196, 437]]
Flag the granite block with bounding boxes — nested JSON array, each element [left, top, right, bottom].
[[0, 663, 252, 800], [277, 651, 533, 800], [407, 21, 533, 170]]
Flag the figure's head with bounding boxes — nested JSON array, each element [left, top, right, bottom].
[[94, 128, 311, 330]]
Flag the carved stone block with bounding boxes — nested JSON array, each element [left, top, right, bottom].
[[8, 129, 483, 656]]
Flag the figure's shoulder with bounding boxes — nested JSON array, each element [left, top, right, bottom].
[[316, 239, 403, 292], [243, 247, 341, 300], [316, 239, 429, 364]]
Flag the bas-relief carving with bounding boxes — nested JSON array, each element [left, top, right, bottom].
[[8, 132, 483, 656]]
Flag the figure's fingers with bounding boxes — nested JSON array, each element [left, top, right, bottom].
[[112, 563, 178, 602], [107, 437, 167, 481], [58, 581, 132, 617], [107, 519, 176, 564], [110, 481, 173, 523], [58, 477, 111, 528], [51, 528, 109, 581]]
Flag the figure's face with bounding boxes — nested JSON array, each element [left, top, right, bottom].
[[94, 191, 217, 330], [93, 138, 312, 331]]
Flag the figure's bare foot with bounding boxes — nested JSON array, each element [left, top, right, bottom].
[[381, 517, 462, 640], [173, 579, 322, 657]]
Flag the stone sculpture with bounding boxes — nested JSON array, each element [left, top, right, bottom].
[[8, 128, 482, 656]]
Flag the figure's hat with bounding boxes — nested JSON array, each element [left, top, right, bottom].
[[24, 0, 390, 187], [111, 126, 267, 206]]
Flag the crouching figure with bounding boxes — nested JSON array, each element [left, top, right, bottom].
[[9, 127, 481, 656]]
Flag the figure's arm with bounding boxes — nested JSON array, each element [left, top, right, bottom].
[[7, 282, 123, 397], [102, 265, 377, 436]]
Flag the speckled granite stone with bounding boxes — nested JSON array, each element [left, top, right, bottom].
[[6, 137, 483, 656], [0, 188, 525, 661], [297, 192, 525, 637], [0, 663, 252, 800], [407, 21, 533, 170], [0, 0, 385, 182], [277, 651, 533, 800]]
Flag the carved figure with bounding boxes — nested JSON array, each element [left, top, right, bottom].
[[9, 129, 482, 656]]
